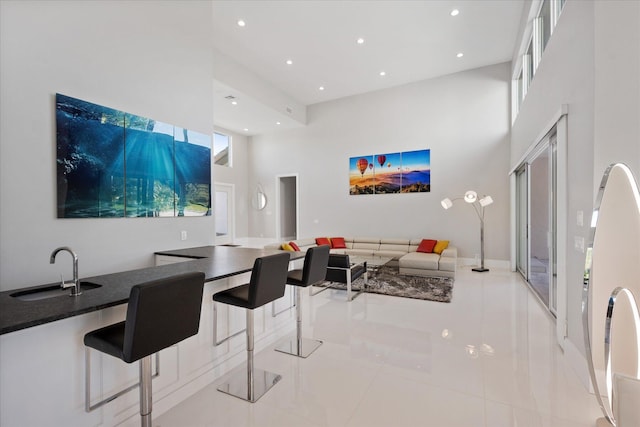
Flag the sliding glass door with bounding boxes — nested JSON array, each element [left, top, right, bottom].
[[529, 146, 551, 308], [515, 131, 557, 315]]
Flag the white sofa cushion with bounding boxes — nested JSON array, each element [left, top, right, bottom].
[[439, 257, 456, 272], [399, 252, 440, 270], [381, 238, 410, 245], [353, 242, 379, 251], [379, 243, 410, 252], [345, 248, 376, 256], [352, 237, 381, 244], [376, 250, 408, 260], [441, 247, 457, 258]]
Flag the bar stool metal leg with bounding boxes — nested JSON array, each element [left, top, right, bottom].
[[275, 286, 323, 358], [139, 355, 152, 427], [247, 309, 255, 402], [85, 348, 160, 413], [217, 309, 282, 402]]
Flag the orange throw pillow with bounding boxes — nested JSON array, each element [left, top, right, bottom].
[[331, 237, 347, 249], [433, 240, 449, 254], [315, 237, 331, 246], [289, 241, 301, 251], [417, 239, 437, 253]]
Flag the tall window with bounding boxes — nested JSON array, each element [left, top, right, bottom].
[[512, 0, 565, 121], [213, 132, 231, 167], [540, 0, 552, 51], [525, 38, 534, 86]]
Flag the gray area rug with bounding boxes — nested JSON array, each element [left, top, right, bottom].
[[319, 266, 454, 303]]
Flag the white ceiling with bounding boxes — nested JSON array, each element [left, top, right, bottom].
[[212, 0, 525, 136]]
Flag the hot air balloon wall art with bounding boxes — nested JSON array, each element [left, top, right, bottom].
[[349, 155, 375, 194], [56, 93, 212, 218], [373, 152, 402, 194], [348, 149, 430, 196], [401, 149, 430, 193]]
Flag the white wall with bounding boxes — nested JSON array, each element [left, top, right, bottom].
[[593, 1, 640, 185], [0, 1, 214, 290], [510, 1, 595, 357], [213, 126, 250, 238], [510, 0, 640, 363], [249, 63, 511, 261]]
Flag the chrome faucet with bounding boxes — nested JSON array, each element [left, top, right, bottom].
[[50, 246, 81, 296]]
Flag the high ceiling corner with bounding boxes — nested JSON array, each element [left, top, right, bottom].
[[212, 0, 525, 135]]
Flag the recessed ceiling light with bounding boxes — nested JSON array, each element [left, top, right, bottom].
[[319, 86, 325, 91], [231, 101, 238, 105], [357, 38, 365, 44], [286, 59, 293, 65], [379, 71, 386, 76], [276, 121, 281, 125], [450, 9, 459, 16], [243, 128, 249, 132], [457, 52, 464, 58], [237, 19, 246, 27]]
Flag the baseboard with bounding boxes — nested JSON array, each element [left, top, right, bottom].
[[458, 257, 510, 270]]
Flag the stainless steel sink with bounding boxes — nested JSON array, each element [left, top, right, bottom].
[[10, 282, 102, 301]]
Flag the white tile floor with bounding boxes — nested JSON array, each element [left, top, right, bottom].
[[156, 267, 602, 427]]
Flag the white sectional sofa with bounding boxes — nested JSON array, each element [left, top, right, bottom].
[[265, 237, 457, 278]]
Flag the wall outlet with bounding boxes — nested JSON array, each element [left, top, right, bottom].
[[180, 230, 187, 241], [574, 236, 584, 253]]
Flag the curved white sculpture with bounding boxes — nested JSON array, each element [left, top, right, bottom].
[[583, 163, 640, 426]]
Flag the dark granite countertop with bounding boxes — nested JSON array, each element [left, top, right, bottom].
[[0, 246, 300, 335]]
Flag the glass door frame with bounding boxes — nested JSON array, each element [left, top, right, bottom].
[[516, 165, 529, 279]]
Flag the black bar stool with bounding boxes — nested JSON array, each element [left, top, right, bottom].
[[212, 252, 290, 402], [84, 272, 205, 427], [275, 245, 330, 358]]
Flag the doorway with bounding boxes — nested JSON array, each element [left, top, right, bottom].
[[275, 174, 298, 241], [214, 183, 234, 245]]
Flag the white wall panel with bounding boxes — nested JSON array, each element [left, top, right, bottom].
[[249, 63, 512, 262], [0, 0, 215, 290]]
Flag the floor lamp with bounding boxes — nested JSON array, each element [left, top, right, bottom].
[[441, 190, 493, 272]]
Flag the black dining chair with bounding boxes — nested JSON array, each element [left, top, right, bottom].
[[212, 252, 290, 402], [275, 245, 330, 358], [84, 272, 205, 427]]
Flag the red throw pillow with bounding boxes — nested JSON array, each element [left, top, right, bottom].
[[417, 239, 437, 253], [315, 237, 331, 247], [289, 241, 301, 251], [331, 237, 347, 249]]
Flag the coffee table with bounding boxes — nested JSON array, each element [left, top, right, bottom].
[[313, 255, 393, 301], [349, 255, 393, 270]]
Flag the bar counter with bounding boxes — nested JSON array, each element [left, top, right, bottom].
[[0, 245, 299, 335]]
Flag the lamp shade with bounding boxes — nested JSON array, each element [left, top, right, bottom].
[[479, 195, 494, 207], [464, 190, 477, 203], [441, 198, 453, 209]]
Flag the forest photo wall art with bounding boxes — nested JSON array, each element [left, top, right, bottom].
[[349, 149, 430, 195], [56, 94, 211, 218]]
